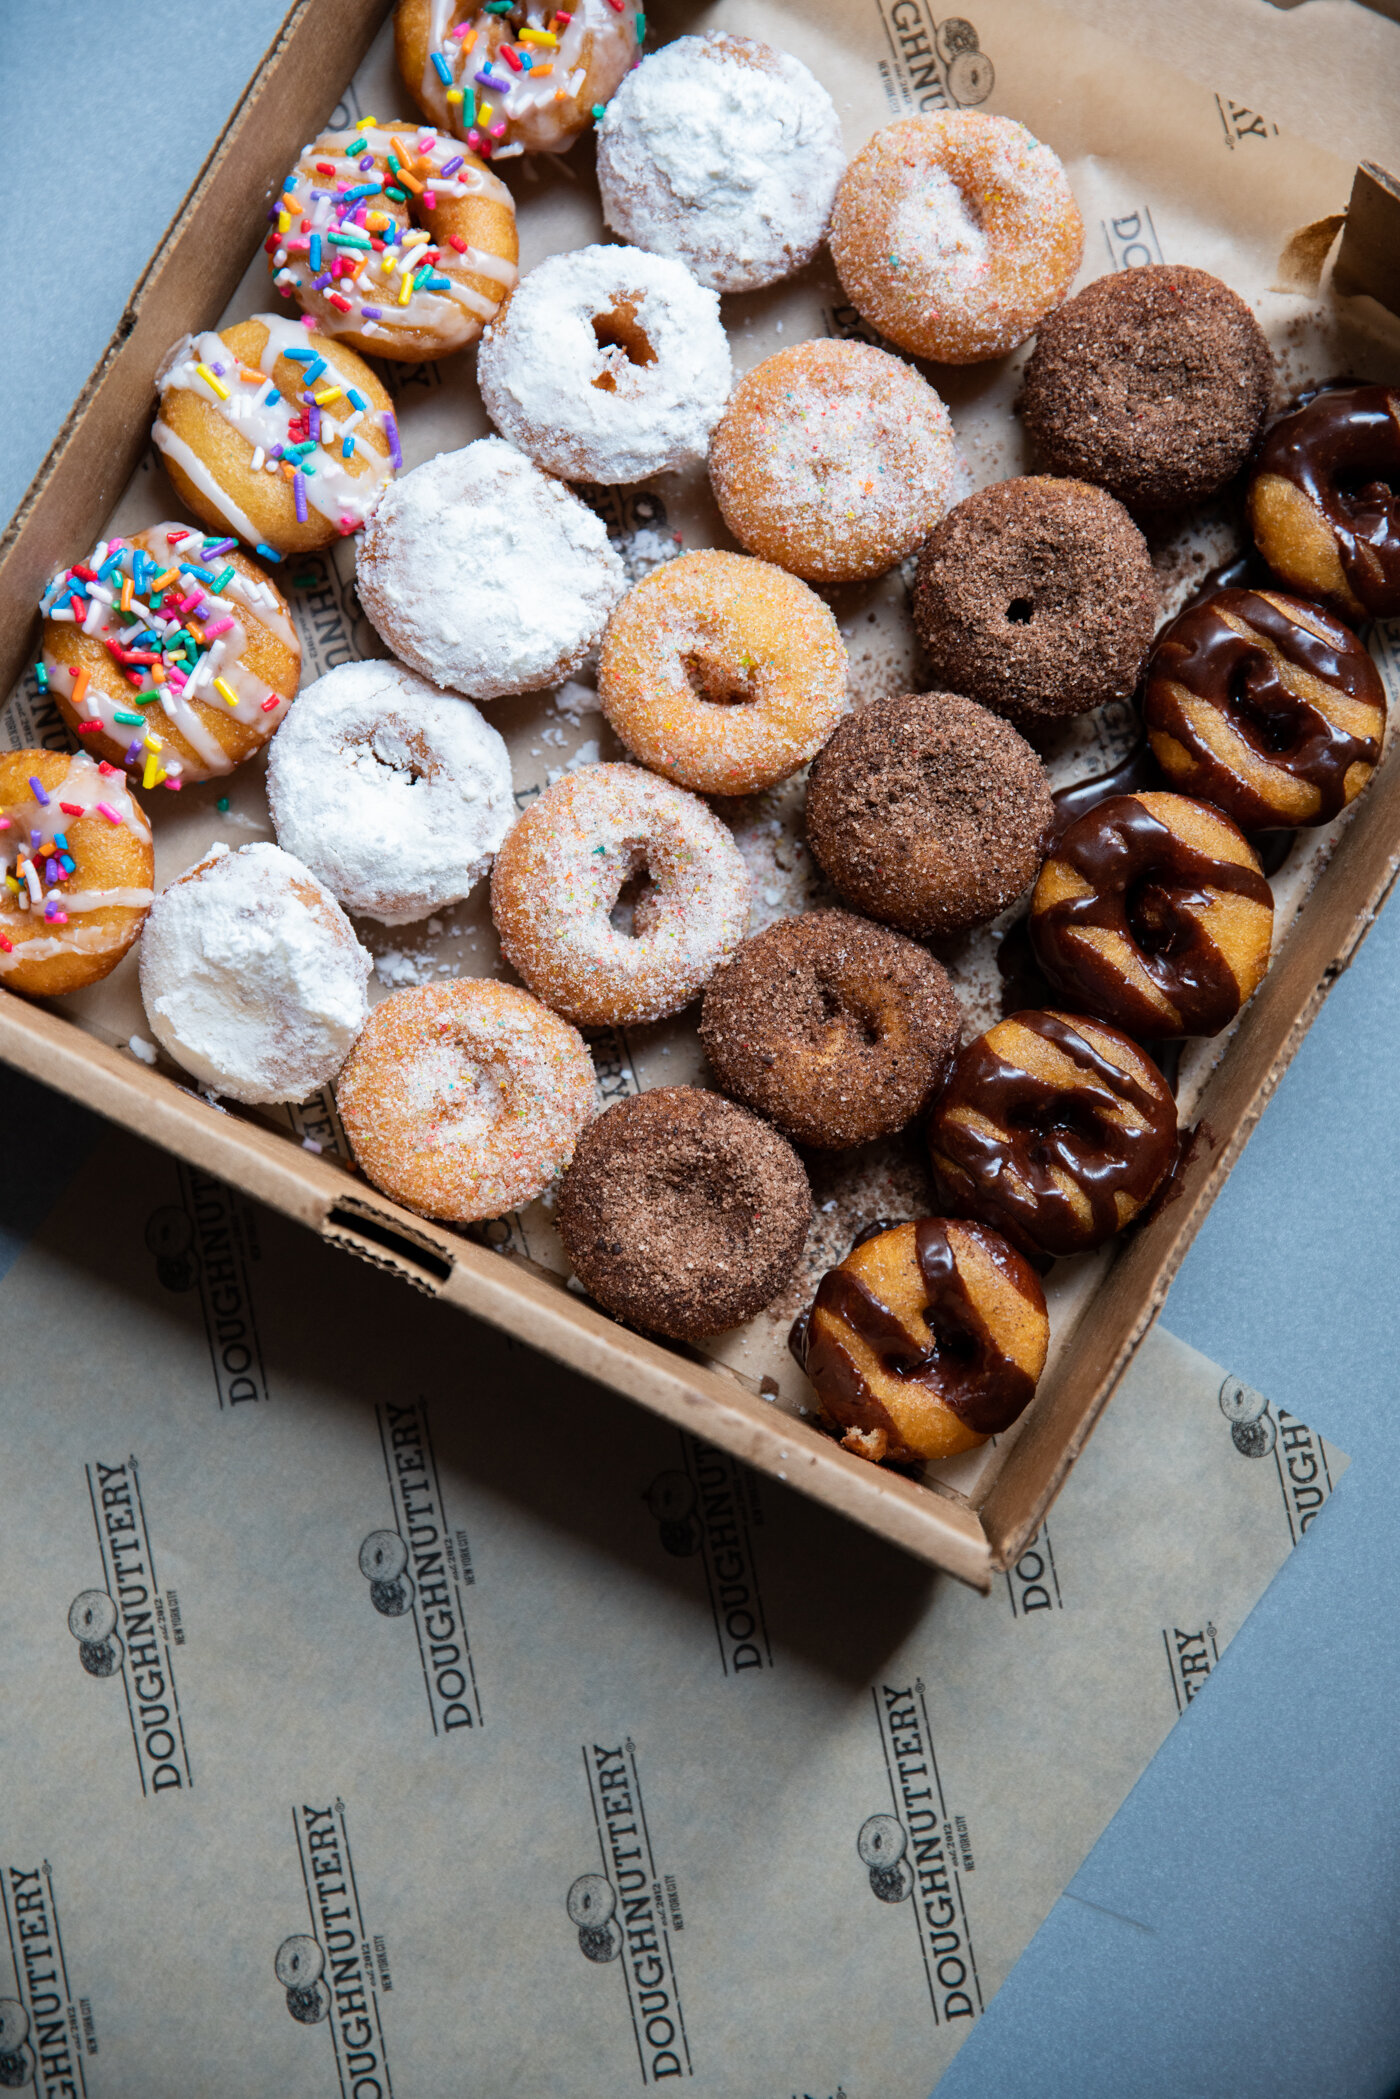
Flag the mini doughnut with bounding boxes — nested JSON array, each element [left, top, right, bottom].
[[395, 0, 641, 159], [336, 979, 596, 1222], [139, 842, 371, 1103], [1020, 267, 1273, 511], [270, 124, 517, 360], [708, 340, 962, 585], [699, 910, 962, 1149], [1247, 384, 1400, 621], [556, 1086, 811, 1340], [1029, 790, 1274, 1037], [596, 34, 845, 293], [491, 764, 749, 1026], [805, 692, 1053, 939], [477, 245, 731, 484], [1142, 586, 1386, 830], [266, 659, 513, 924], [154, 315, 396, 556], [596, 551, 847, 795], [927, 1010, 1178, 1258], [912, 478, 1157, 731], [795, 1218, 1049, 1463], [41, 522, 299, 786], [828, 112, 1083, 365], [0, 751, 153, 998], [356, 438, 626, 699]]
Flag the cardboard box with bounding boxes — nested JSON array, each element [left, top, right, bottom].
[[1, 0, 1396, 1591]]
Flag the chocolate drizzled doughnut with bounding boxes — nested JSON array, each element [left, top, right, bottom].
[[699, 910, 962, 1149], [1247, 384, 1400, 620], [556, 1086, 810, 1341], [795, 1218, 1049, 1464], [1029, 790, 1274, 1037], [927, 1010, 1178, 1258], [1143, 586, 1386, 830]]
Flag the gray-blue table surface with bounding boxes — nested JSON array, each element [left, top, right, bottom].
[[3, 4, 1397, 2094]]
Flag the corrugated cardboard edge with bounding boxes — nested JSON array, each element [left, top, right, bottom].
[[1333, 161, 1400, 311]]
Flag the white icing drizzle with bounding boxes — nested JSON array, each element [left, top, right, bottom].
[[419, 0, 638, 155]]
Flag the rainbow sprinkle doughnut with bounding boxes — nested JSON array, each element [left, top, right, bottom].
[[0, 750, 153, 997], [394, 0, 642, 161]]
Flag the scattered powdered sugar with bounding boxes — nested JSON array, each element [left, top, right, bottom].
[[553, 679, 603, 722], [139, 841, 371, 1106], [597, 34, 845, 293], [127, 1034, 158, 1066], [547, 739, 601, 786], [373, 946, 446, 989], [614, 527, 685, 583], [477, 245, 731, 485], [355, 439, 626, 700], [266, 659, 513, 925]]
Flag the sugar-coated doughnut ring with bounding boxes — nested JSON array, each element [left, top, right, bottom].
[[154, 315, 396, 556], [270, 124, 517, 361], [708, 340, 963, 585], [42, 522, 300, 787], [556, 1086, 811, 1341], [0, 751, 153, 997], [828, 112, 1083, 365], [597, 551, 847, 795], [395, 0, 642, 159], [796, 1218, 1050, 1463], [1029, 790, 1274, 1038], [491, 763, 750, 1026], [1247, 384, 1400, 621], [1142, 586, 1386, 831], [927, 1010, 1178, 1259], [337, 978, 597, 1222]]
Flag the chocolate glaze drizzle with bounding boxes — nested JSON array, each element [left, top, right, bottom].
[[1254, 384, 1400, 617], [1031, 794, 1273, 1036]]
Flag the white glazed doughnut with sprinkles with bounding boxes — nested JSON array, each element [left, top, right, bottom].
[[269, 123, 518, 361], [41, 524, 300, 788], [0, 749, 154, 998], [394, 0, 642, 161], [154, 314, 397, 557], [337, 977, 598, 1222], [490, 762, 750, 1026], [477, 244, 731, 484]]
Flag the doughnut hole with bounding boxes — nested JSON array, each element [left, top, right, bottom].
[[591, 296, 656, 390]]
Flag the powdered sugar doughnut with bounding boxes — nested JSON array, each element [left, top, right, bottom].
[[708, 340, 962, 584], [266, 660, 513, 924], [139, 842, 371, 1103], [491, 764, 749, 1025], [829, 112, 1083, 365], [0, 751, 153, 998], [357, 439, 627, 698], [395, 0, 642, 160], [477, 245, 730, 484], [596, 34, 845, 294], [337, 979, 597, 1222]]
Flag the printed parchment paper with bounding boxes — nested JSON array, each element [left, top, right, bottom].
[[0, 1120, 1347, 2097]]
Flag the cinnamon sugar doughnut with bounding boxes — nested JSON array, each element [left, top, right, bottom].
[[596, 551, 847, 795], [395, 0, 641, 160], [491, 764, 749, 1026], [42, 523, 299, 787], [270, 124, 517, 360], [337, 978, 597, 1222], [828, 112, 1083, 365], [708, 340, 963, 585], [0, 751, 153, 998], [154, 316, 396, 557]]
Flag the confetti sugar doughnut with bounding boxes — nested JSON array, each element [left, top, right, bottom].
[[708, 340, 962, 584], [154, 315, 397, 557], [337, 978, 597, 1222], [1142, 586, 1386, 831], [1247, 384, 1400, 621], [477, 245, 730, 484], [597, 550, 847, 795], [556, 1086, 811, 1341], [395, 0, 642, 159], [270, 123, 517, 360], [796, 1218, 1049, 1464], [41, 523, 299, 788], [0, 751, 153, 997], [356, 438, 626, 699], [828, 112, 1083, 365], [596, 33, 845, 294], [267, 659, 513, 924], [139, 842, 371, 1103], [491, 763, 750, 1026]]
